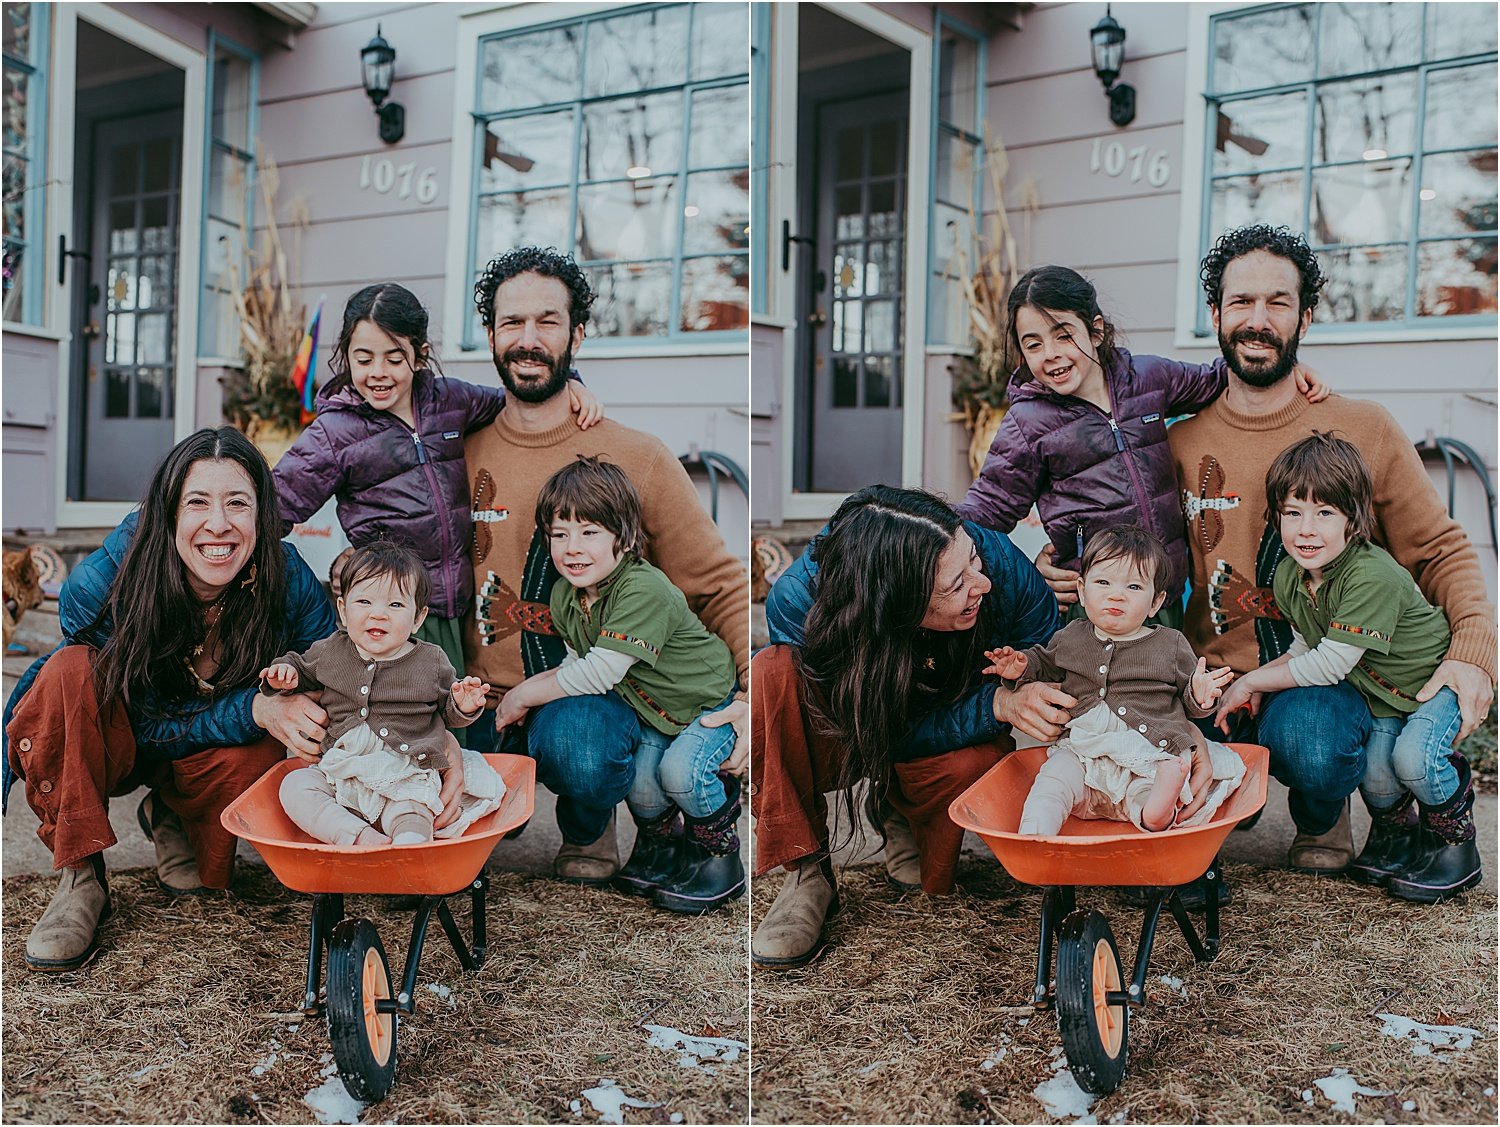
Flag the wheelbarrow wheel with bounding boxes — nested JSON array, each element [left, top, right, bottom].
[[326, 918, 397, 1101], [1056, 909, 1128, 1095]]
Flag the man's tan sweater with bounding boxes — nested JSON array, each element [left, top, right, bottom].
[[463, 413, 750, 704], [1169, 392, 1496, 680]]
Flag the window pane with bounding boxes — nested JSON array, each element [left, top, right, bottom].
[[1318, 3, 1421, 77], [1313, 75, 1417, 164], [835, 126, 863, 181], [937, 29, 979, 134], [111, 144, 138, 196], [869, 121, 900, 178], [867, 240, 899, 296], [1213, 93, 1306, 175], [143, 196, 171, 251], [935, 129, 978, 206], [692, 2, 746, 81], [1424, 66, 1498, 152], [864, 299, 895, 353], [105, 368, 130, 416], [682, 169, 748, 254], [109, 202, 136, 253], [1310, 159, 1411, 245], [834, 186, 863, 240], [832, 357, 857, 407], [477, 189, 572, 258], [481, 112, 574, 192], [1315, 245, 1407, 321], [576, 177, 677, 261], [584, 6, 689, 100], [3, 3, 30, 60], [207, 147, 248, 222], [4, 66, 28, 150], [1426, 3, 1498, 62], [2, 152, 24, 240], [1416, 237, 1497, 316], [138, 314, 167, 365], [931, 201, 973, 280], [212, 50, 252, 150], [141, 254, 173, 309], [1211, 171, 1304, 234], [1419, 150, 1499, 238], [832, 299, 861, 352], [679, 255, 747, 331], [587, 260, 672, 337], [864, 355, 892, 407], [137, 368, 166, 418], [480, 27, 582, 112], [869, 180, 899, 237], [581, 92, 682, 181], [688, 84, 748, 169], [143, 138, 173, 193], [1211, 6, 1314, 95]]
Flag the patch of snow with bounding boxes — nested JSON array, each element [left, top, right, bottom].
[[1301, 1090, 1314, 1104], [1402, 1100, 1416, 1111], [303, 1076, 367, 1124], [1312, 1068, 1394, 1115], [1486, 1087, 1496, 1098], [856, 1059, 891, 1075], [670, 1115, 684, 1124], [579, 1079, 661, 1125], [127, 1062, 171, 1080], [569, 1099, 582, 1114], [1034, 1055, 1097, 1121], [1018, 1017, 1030, 1026], [1156, 975, 1188, 999], [980, 1033, 1014, 1071], [1376, 1013, 1481, 1056], [643, 1024, 747, 1073], [251, 1050, 279, 1077], [1107, 1111, 1129, 1124], [424, 983, 457, 1009]]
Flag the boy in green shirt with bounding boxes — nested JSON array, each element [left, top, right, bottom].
[[1215, 433, 1480, 902], [497, 456, 740, 913]]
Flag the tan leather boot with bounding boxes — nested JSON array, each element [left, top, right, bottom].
[[137, 792, 208, 895], [25, 856, 112, 971], [751, 857, 838, 968], [554, 810, 619, 885], [1288, 801, 1353, 874], [882, 809, 922, 892]]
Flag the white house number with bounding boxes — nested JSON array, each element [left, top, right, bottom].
[[359, 155, 440, 205], [1089, 139, 1171, 188]]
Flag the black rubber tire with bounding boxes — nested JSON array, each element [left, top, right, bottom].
[[1056, 909, 1129, 1095], [326, 918, 398, 1101]]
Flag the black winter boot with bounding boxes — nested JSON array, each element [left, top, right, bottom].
[[1347, 793, 1421, 887], [1388, 757, 1483, 904], [653, 777, 745, 914], [614, 808, 686, 897]]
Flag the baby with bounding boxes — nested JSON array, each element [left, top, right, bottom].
[[265, 541, 500, 845], [986, 525, 1245, 835]]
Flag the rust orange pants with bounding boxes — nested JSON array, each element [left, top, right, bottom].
[[6, 645, 285, 887], [750, 644, 1011, 894]]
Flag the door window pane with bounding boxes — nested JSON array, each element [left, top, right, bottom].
[[832, 358, 857, 407], [864, 355, 892, 407], [105, 369, 130, 417], [137, 367, 166, 417]]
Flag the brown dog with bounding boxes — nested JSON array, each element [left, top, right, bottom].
[[3, 547, 43, 651]]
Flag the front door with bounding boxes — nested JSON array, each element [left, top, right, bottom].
[[807, 91, 907, 493], [79, 110, 181, 501]]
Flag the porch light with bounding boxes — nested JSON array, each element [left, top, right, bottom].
[[360, 25, 405, 144], [1089, 6, 1136, 128]]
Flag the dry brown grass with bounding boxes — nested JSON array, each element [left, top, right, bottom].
[[750, 863, 1497, 1124], [3, 864, 747, 1124]]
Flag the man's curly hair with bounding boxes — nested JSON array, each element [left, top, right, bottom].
[[473, 246, 596, 331], [1199, 224, 1326, 316]]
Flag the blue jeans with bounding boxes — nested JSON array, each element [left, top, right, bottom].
[[1195, 680, 1372, 835], [1360, 687, 1461, 809], [628, 691, 739, 820]]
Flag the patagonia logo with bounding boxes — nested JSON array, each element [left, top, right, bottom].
[[443, 430, 460, 440], [1142, 413, 1162, 424]]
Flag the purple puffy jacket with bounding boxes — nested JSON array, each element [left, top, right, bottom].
[[272, 371, 504, 620], [957, 348, 1227, 602]]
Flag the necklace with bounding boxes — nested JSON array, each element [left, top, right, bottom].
[[186, 594, 228, 695]]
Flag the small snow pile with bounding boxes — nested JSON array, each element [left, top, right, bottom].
[[579, 1079, 661, 1124], [1376, 1013, 1482, 1056], [856, 1059, 891, 1075], [303, 1076, 366, 1124], [1156, 975, 1188, 999], [643, 1024, 747, 1072], [424, 983, 456, 1009], [1402, 1100, 1417, 1111], [1033, 1049, 1098, 1122], [980, 1032, 1014, 1071], [251, 1038, 284, 1077], [1311, 1068, 1393, 1115]]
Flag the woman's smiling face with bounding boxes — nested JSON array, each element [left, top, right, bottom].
[[174, 458, 258, 600], [919, 529, 991, 632]]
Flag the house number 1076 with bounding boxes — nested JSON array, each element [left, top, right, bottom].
[[360, 155, 439, 204], [1089, 139, 1171, 188]]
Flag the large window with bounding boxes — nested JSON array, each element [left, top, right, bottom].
[[928, 15, 984, 348], [3, 1, 49, 326], [199, 36, 256, 360], [1202, 2, 1497, 331], [467, 2, 749, 346]]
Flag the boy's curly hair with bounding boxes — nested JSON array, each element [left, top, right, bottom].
[[473, 246, 596, 332], [1199, 225, 1326, 316]]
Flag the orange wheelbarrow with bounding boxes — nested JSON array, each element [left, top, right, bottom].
[[949, 743, 1268, 1095], [221, 754, 535, 1101]]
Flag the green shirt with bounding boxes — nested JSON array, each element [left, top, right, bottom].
[[550, 554, 736, 735], [1272, 540, 1451, 717]]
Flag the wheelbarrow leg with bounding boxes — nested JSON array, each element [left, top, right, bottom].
[[1033, 886, 1075, 1009], [1164, 864, 1223, 963], [303, 893, 345, 1015]]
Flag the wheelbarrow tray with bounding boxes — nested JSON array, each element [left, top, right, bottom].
[[949, 743, 1268, 887], [220, 754, 535, 896]]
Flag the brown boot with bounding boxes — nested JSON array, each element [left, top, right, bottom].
[[751, 856, 839, 969], [1288, 801, 1353, 874], [554, 810, 619, 885], [25, 856, 112, 971], [882, 810, 922, 892], [137, 792, 209, 895]]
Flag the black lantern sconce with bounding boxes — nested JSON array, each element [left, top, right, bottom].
[[361, 25, 405, 144], [1090, 6, 1136, 128]]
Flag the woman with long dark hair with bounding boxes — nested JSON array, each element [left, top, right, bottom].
[[4, 428, 336, 971], [750, 486, 1070, 968]]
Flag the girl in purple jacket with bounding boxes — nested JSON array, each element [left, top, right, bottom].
[[957, 265, 1325, 625], [273, 283, 600, 680]]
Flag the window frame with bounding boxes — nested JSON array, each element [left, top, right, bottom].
[[197, 29, 258, 364], [1175, 1, 1499, 346], [2, 1, 52, 329], [925, 8, 985, 351]]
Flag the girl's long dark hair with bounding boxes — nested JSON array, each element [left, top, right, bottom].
[[796, 486, 995, 850], [92, 427, 291, 716], [324, 282, 444, 396]]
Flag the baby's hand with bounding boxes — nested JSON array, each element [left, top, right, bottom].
[[451, 676, 490, 715], [567, 381, 604, 429], [1190, 657, 1234, 709], [983, 646, 1028, 680], [260, 663, 300, 691]]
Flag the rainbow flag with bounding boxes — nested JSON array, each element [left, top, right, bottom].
[[290, 296, 324, 426]]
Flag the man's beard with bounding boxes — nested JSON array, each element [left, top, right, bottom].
[[1217, 324, 1300, 389], [492, 342, 573, 404]]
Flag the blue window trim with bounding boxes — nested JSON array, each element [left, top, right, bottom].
[[2, 3, 50, 326], [1200, 3, 1498, 335], [199, 29, 259, 360], [462, 1, 750, 352], [751, 1, 770, 316], [927, 9, 986, 348]]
